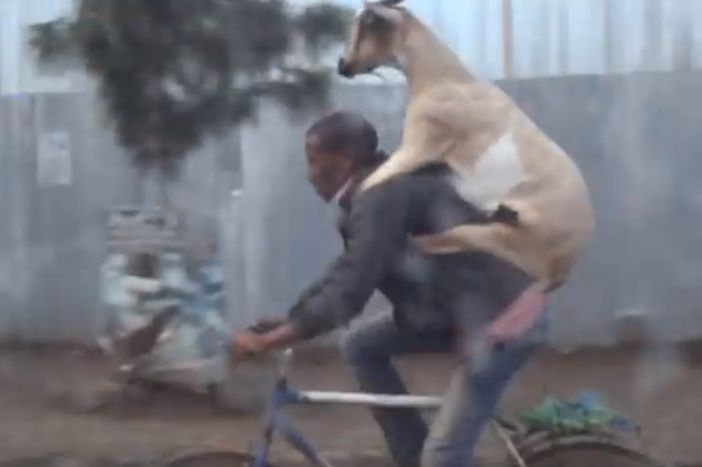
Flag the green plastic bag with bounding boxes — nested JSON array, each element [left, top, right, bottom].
[[517, 392, 633, 434]]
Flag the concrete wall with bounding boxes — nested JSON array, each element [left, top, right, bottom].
[[2, 72, 702, 347]]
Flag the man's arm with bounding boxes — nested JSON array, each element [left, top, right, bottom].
[[286, 266, 333, 316], [231, 180, 412, 357], [288, 181, 411, 339]]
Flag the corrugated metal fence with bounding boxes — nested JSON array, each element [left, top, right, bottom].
[[330, 0, 702, 79], [0, 92, 240, 342], [3, 75, 702, 347], [4, 0, 702, 94]]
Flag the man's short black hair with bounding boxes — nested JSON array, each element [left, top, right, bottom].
[[306, 111, 387, 167]]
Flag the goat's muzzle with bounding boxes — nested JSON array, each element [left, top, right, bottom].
[[337, 58, 354, 77]]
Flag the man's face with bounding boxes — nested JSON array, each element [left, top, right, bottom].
[[305, 134, 353, 202]]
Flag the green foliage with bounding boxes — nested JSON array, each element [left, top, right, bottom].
[[29, 0, 351, 175]]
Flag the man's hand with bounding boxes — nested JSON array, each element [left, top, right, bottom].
[[231, 322, 300, 359], [231, 330, 268, 358], [248, 317, 286, 334]]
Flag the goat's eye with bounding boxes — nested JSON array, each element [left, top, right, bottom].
[[362, 14, 387, 31], [362, 13, 381, 26]]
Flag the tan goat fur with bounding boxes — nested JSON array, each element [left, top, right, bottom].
[[339, 2, 594, 290]]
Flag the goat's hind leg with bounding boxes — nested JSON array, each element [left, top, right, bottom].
[[413, 223, 516, 256]]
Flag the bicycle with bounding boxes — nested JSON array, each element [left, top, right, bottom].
[[160, 346, 668, 467]]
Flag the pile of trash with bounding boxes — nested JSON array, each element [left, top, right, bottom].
[[98, 208, 230, 392], [97, 208, 276, 410], [100, 249, 231, 393]]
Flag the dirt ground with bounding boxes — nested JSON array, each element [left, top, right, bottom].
[[1, 341, 701, 467]]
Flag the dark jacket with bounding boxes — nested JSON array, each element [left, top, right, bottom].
[[288, 163, 533, 339]]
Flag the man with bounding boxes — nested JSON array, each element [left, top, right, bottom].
[[232, 112, 547, 467]]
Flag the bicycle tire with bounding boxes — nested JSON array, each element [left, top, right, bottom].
[[162, 450, 274, 467], [500, 432, 665, 467]]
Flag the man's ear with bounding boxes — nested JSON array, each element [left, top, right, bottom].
[[340, 155, 354, 176]]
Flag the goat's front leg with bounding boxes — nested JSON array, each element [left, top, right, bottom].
[[361, 144, 436, 192]]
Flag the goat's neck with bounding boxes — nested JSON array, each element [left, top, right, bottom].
[[398, 17, 474, 97]]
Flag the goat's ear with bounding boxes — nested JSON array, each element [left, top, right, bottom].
[[367, 4, 403, 24]]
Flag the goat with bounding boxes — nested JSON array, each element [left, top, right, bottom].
[[338, 0, 595, 290]]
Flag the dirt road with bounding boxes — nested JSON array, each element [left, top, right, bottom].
[[0, 342, 700, 466]]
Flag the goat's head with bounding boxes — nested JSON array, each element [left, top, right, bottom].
[[337, 0, 407, 78]]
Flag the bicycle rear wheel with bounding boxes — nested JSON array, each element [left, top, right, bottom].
[[502, 432, 665, 467], [163, 450, 273, 467]]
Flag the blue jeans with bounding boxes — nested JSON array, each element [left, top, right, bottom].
[[341, 311, 547, 467]]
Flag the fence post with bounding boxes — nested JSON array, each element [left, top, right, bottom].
[[502, 0, 514, 78]]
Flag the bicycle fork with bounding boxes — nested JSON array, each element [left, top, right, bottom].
[[252, 350, 333, 467]]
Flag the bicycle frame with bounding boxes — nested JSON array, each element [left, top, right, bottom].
[[250, 349, 524, 467], [110, 313, 528, 467]]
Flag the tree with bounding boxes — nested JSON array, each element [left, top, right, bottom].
[[29, 0, 350, 178]]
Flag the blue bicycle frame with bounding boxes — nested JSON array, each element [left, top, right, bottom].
[[251, 349, 443, 467]]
